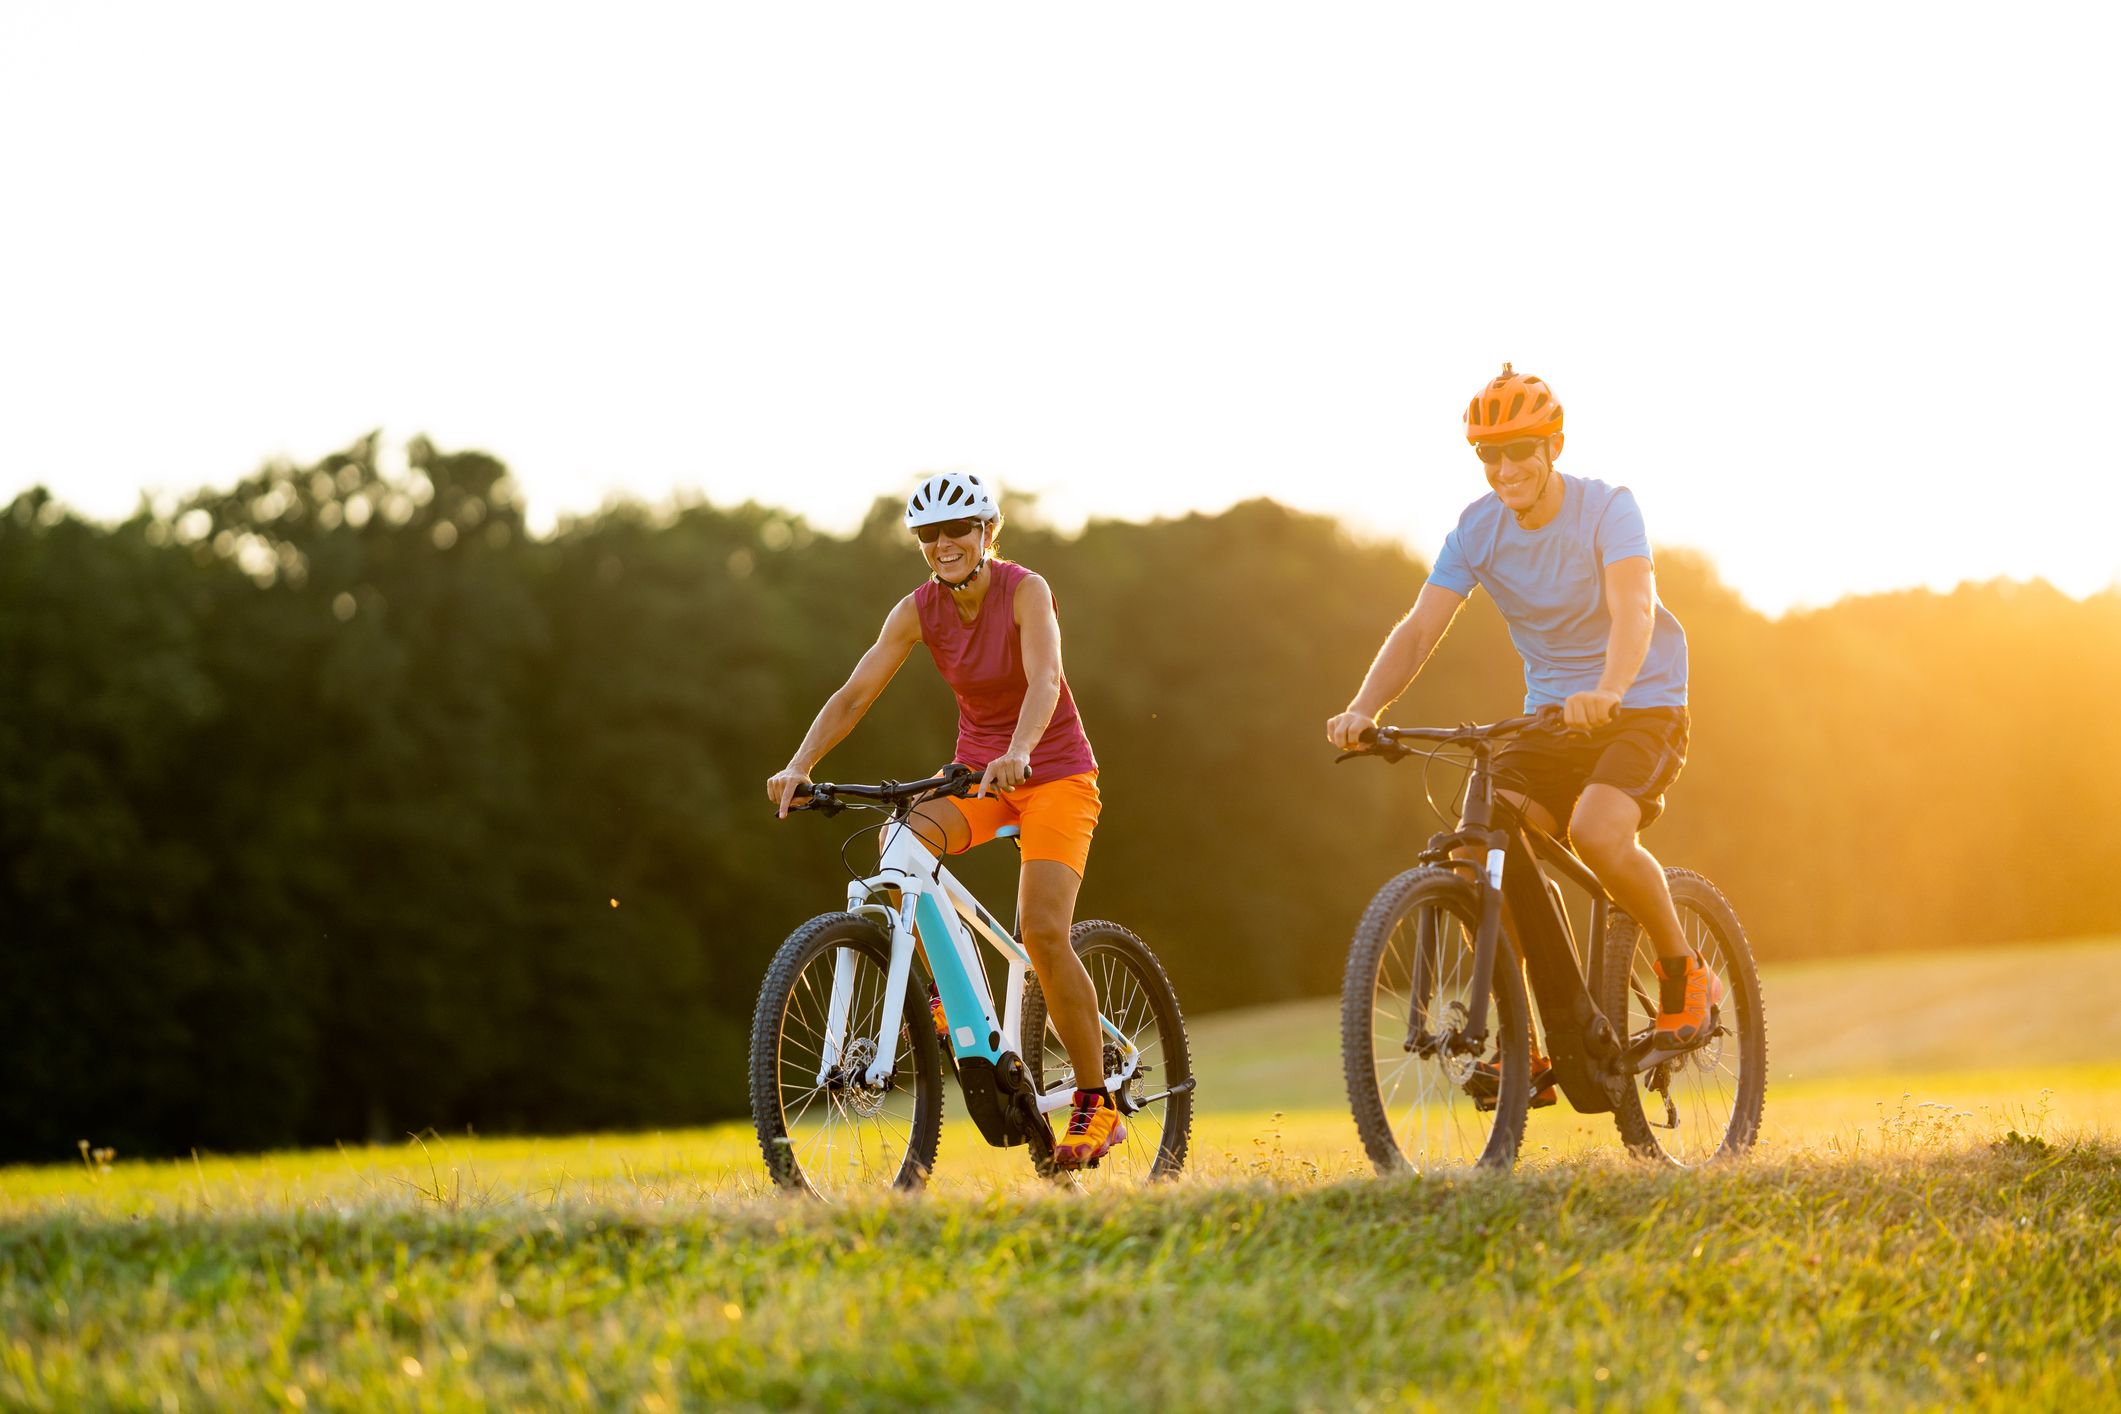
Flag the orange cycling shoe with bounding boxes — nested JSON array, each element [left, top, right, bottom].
[[927, 983, 950, 1042], [1051, 1090, 1127, 1168], [1467, 1049, 1558, 1111], [1653, 952, 1726, 1045]]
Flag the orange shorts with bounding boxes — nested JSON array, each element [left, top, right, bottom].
[[945, 771, 1101, 877]]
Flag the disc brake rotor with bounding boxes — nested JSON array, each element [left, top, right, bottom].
[[838, 1037, 889, 1118], [1688, 1019, 1727, 1073], [1434, 1001, 1477, 1084]]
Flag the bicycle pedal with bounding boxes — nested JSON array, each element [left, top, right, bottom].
[[1628, 1034, 1704, 1071]]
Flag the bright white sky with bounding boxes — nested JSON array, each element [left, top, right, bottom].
[[3, 3, 2115, 614]]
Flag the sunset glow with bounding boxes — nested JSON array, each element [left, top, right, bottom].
[[2, 4, 2113, 614]]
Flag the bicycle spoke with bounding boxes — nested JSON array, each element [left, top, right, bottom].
[[1026, 934, 1190, 1185], [1620, 892, 1754, 1166], [1364, 899, 1504, 1175]]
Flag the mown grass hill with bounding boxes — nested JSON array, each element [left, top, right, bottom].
[[6, 940, 2118, 1409]]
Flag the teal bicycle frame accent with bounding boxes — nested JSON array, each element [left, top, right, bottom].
[[915, 890, 1002, 1062], [820, 818, 1141, 1116]]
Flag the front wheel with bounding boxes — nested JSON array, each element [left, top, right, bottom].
[[749, 912, 945, 1197], [1021, 920, 1193, 1183], [1598, 869, 1768, 1166], [1343, 867, 1531, 1176]]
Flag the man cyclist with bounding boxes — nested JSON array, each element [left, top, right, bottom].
[[1325, 364, 1718, 1071], [766, 473, 1124, 1169]]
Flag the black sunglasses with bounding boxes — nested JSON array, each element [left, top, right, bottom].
[[914, 518, 981, 544], [1475, 438, 1549, 466]]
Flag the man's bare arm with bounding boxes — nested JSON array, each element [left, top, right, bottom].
[[1326, 583, 1468, 748], [1560, 556, 1656, 730]]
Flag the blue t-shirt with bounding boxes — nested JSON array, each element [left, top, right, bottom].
[[1427, 474, 1689, 711]]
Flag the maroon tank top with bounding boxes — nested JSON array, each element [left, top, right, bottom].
[[914, 559, 1098, 780]]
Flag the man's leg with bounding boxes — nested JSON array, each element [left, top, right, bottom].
[[1567, 784, 1687, 959]]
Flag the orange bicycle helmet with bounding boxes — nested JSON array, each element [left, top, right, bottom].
[[1463, 363, 1563, 444]]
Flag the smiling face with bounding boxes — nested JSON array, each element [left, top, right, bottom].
[[1481, 433, 1563, 514], [919, 518, 992, 584]]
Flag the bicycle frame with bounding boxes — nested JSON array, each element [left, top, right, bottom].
[[1412, 738, 1631, 1114], [818, 815, 1141, 1123]]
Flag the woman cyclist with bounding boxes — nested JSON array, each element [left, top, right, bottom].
[[765, 472, 1122, 1169]]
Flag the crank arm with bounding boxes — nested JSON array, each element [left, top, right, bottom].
[[1622, 1032, 1714, 1073]]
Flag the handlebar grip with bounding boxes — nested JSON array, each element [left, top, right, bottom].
[[791, 785, 840, 815]]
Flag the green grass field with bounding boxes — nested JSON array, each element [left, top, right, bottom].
[[5, 939, 2119, 1409]]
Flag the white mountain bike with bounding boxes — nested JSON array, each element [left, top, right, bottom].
[[749, 765, 1195, 1197]]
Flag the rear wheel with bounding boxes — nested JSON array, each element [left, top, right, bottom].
[[1598, 869, 1767, 1165], [1343, 867, 1531, 1176], [749, 913, 944, 1197], [1021, 920, 1193, 1183]]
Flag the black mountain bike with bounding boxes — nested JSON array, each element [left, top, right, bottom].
[[1337, 712, 1766, 1172]]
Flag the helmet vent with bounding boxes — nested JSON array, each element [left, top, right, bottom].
[[906, 471, 1000, 530], [1463, 365, 1562, 446]]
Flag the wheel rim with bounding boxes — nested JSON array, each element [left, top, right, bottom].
[[1368, 900, 1505, 1173], [772, 944, 926, 1196], [1031, 942, 1187, 1184], [1622, 904, 1748, 1165]]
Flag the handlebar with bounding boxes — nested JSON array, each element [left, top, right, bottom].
[[790, 763, 979, 816], [1336, 706, 1566, 763]]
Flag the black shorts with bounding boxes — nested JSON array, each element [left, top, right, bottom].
[[1490, 706, 1690, 831]]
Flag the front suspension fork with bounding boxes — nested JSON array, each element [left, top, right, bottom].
[[816, 899, 922, 1088], [1458, 832, 1510, 1054]]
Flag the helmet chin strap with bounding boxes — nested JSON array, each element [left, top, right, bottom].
[[1512, 452, 1558, 526], [934, 555, 987, 592]]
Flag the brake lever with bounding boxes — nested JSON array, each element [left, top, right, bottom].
[[792, 789, 843, 818], [1534, 704, 1578, 736], [1335, 745, 1405, 765]]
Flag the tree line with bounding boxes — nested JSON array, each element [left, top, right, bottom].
[[4, 435, 2116, 1160]]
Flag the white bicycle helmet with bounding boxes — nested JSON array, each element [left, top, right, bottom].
[[904, 471, 1000, 531]]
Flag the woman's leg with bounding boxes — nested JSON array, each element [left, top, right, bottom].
[[876, 799, 973, 859], [1018, 859, 1106, 1090], [875, 804, 975, 990]]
